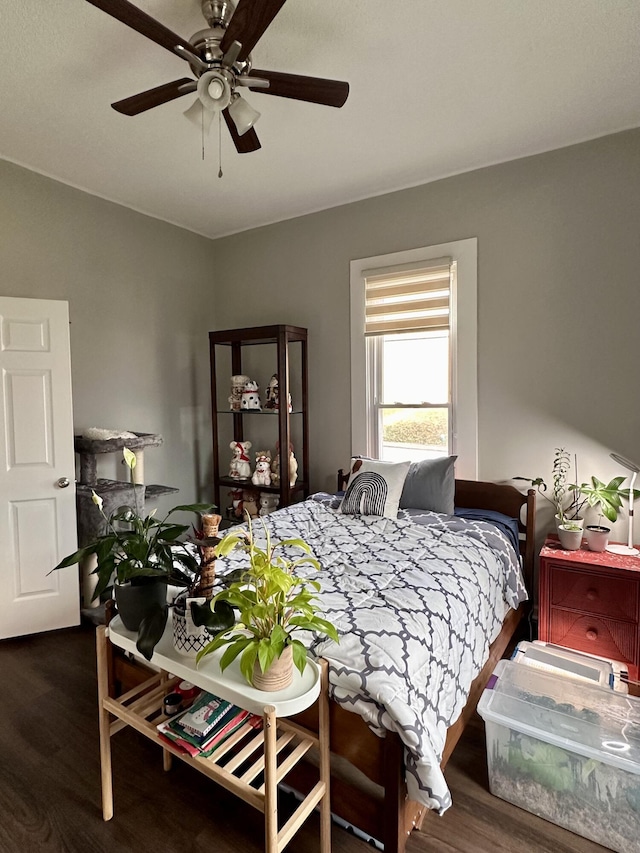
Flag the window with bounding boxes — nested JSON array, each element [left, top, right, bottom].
[[350, 239, 478, 479]]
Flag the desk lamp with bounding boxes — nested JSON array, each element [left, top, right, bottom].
[[607, 452, 640, 556]]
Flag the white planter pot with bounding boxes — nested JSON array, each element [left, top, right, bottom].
[[172, 595, 211, 658], [584, 525, 610, 553], [557, 525, 583, 551]]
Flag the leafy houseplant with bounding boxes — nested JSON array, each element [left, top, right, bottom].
[[569, 476, 638, 524], [196, 518, 339, 690], [516, 448, 640, 526], [51, 449, 234, 659]]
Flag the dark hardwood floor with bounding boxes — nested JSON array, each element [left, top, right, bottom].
[[0, 625, 607, 853]]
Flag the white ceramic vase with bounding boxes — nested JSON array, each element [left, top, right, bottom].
[[557, 525, 583, 551], [584, 524, 610, 553]]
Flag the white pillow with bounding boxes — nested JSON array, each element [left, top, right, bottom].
[[340, 458, 411, 519]]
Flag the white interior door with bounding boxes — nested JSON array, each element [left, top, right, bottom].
[[0, 297, 79, 639]]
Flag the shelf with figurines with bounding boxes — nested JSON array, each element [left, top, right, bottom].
[[223, 439, 304, 525], [209, 325, 309, 515], [228, 372, 292, 414]]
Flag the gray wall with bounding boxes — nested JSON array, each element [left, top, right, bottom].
[[3, 128, 639, 541], [210, 128, 640, 541], [0, 159, 217, 514]]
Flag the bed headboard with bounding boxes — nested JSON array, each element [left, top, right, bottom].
[[336, 469, 536, 594]]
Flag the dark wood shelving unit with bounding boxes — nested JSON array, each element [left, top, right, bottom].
[[209, 325, 309, 514]]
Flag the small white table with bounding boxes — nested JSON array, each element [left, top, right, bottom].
[[96, 617, 331, 853]]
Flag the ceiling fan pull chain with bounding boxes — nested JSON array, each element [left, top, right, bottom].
[[218, 111, 223, 178], [201, 105, 206, 161]]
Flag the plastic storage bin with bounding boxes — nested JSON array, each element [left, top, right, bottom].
[[478, 659, 640, 852], [511, 640, 628, 693]]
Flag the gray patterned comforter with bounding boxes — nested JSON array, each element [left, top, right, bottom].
[[214, 494, 527, 813]]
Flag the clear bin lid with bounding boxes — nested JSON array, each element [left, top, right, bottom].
[[477, 659, 640, 773]]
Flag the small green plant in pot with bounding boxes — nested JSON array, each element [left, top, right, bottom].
[[196, 518, 339, 691]]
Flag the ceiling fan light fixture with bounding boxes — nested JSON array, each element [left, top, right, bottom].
[[88, 0, 349, 155], [197, 70, 232, 111], [228, 92, 261, 136]]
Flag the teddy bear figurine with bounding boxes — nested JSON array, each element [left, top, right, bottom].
[[251, 450, 272, 487], [229, 440, 252, 480], [241, 490, 260, 518], [259, 493, 280, 516]]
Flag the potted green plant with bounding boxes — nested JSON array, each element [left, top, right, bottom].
[[196, 518, 339, 691], [51, 449, 234, 660], [516, 449, 640, 530], [568, 475, 640, 552], [556, 520, 583, 551], [583, 522, 610, 552]]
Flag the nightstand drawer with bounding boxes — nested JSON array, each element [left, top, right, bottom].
[[550, 566, 638, 621], [549, 610, 637, 666]]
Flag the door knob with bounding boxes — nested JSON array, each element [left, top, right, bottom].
[[57, 477, 71, 488]]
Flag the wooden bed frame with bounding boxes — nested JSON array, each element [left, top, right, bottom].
[[286, 474, 536, 853], [108, 476, 535, 853]]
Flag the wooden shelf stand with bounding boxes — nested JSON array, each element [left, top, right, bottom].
[[209, 325, 309, 515], [96, 623, 331, 852]]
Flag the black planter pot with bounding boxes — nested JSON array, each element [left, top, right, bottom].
[[114, 578, 167, 631]]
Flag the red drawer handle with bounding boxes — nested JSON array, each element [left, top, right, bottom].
[[586, 588, 598, 602], [586, 628, 598, 641]]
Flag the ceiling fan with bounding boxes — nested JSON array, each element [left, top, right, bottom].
[[86, 0, 350, 153]]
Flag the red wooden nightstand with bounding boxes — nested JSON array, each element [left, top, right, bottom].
[[538, 536, 640, 680]]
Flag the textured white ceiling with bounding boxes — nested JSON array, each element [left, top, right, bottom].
[[1, 0, 639, 239]]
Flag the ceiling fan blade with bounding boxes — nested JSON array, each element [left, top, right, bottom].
[[220, 0, 287, 62], [86, 0, 195, 57], [248, 69, 349, 107], [222, 108, 261, 153], [112, 79, 196, 116]]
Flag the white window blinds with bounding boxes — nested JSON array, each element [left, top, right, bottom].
[[363, 257, 452, 336]]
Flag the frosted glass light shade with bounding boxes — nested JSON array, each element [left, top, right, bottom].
[[183, 99, 215, 133], [228, 93, 261, 136]]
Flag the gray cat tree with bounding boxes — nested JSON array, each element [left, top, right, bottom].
[[74, 431, 178, 611]]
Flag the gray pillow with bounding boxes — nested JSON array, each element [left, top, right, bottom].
[[399, 456, 457, 514]]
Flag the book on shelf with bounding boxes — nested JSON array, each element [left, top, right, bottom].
[[178, 692, 236, 737], [157, 691, 262, 758]]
